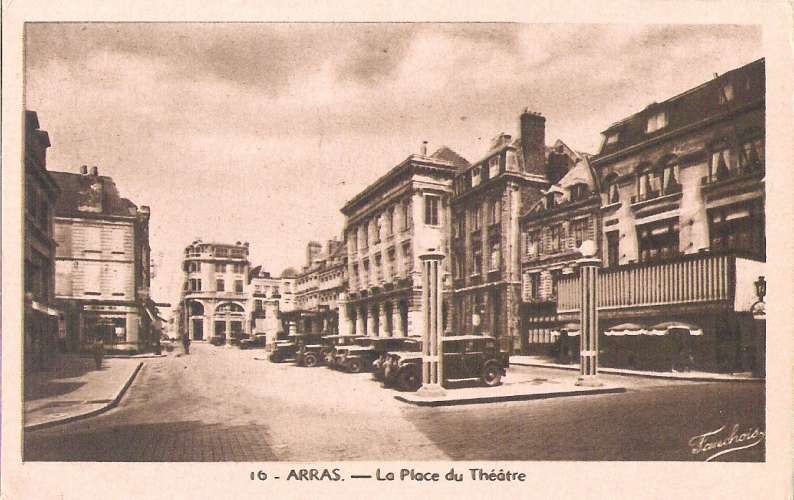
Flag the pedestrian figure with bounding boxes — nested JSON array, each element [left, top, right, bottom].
[[92, 337, 105, 369], [182, 334, 190, 355]]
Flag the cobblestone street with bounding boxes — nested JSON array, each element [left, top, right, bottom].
[[24, 343, 765, 462]]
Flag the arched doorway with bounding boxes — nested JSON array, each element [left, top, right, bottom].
[[215, 302, 246, 343], [188, 301, 205, 340]]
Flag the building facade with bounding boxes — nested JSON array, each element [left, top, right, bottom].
[[248, 266, 286, 345], [179, 240, 250, 345], [554, 58, 765, 373], [520, 155, 601, 355], [24, 111, 62, 371], [450, 110, 579, 353], [52, 166, 157, 353], [341, 145, 469, 338]]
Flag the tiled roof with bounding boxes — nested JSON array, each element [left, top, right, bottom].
[[430, 146, 470, 169], [50, 170, 139, 219]]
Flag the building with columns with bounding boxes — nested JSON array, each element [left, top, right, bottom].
[[449, 110, 580, 353], [341, 144, 469, 338], [51, 165, 158, 353], [178, 240, 250, 344], [247, 266, 285, 345], [24, 111, 62, 370]]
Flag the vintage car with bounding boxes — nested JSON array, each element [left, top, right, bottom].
[[372, 336, 422, 381], [338, 337, 423, 374], [384, 335, 509, 391], [298, 334, 364, 368], [209, 334, 226, 346], [268, 333, 323, 363], [239, 333, 268, 350]]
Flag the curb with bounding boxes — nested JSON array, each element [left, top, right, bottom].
[[510, 361, 764, 383], [395, 386, 626, 407], [25, 361, 144, 432]]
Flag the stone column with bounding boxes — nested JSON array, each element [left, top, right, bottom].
[[392, 303, 402, 337], [379, 303, 389, 337], [338, 293, 351, 336], [576, 242, 602, 387], [417, 250, 445, 396]]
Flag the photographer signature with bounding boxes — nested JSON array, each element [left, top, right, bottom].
[[689, 424, 765, 461]]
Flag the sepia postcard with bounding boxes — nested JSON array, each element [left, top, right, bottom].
[[3, 1, 793, 499]]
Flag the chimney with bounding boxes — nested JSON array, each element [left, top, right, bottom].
[[520, 109, 546, 175], [80, 165, 88, 175], [90, 166, 99, 176], [420, 141, 428, 156]]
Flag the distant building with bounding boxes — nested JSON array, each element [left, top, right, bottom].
[[449, 110, 579, 353], [248, 266, 286, 346], [51, 166, 157, 353], [341, 144, 469, 337], [24, 111, 62, 370], [178, 240, 250, 345], [285, 239, 347, 338]]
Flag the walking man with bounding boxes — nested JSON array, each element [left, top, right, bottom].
[[182, 333, 190, 355], [92, 336, 105, 369]]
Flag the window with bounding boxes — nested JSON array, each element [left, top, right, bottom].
[[489, 198, 500, 225], [453, 216, 465, 239], [472, 245, 482, 276], [255, 300, 264, 313], [525, 230, 541, 257], [488, 155, 500, 179], [471, 166, 482, 187], [569, 184, 588, 202], [718, 82, 734, 104], [739, 137, 764, 171], [646, 111, 668, 133], [709, 203, 765, 259], [373, 214, 381, 243], [606, 231, 620, 268], [606, 178, 620, 204], [550, 269, 562, 298], [489, 239, 500, 271], [424, 194, 440, 226], [216, 279, 225, 292], [571, 218, 589, 248], [472, 205, 482, 231], [234, 280, 244, 292], [709, 146, 732, 181], [361, 222, 369, 248], [402, 199, 411, 231], [659, 160, 680, 195], [454, 252, 465, 278], [215, 263, 225, 272], [545, 192, 557, 209], [529, 273, 541, 299], [189, 278, 202, 291], [233, 263, 244, 274], [605, 132, 620, 145], [387, 207, 394, 236], [638, 220, 680, 262], [549, 224, 563, 253]]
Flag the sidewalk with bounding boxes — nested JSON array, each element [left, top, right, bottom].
[[395, 367, 625, 407], [510, 355, 764, 382], [24, 355, 144, 431]]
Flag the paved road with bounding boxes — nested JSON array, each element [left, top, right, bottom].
[[24, 343, 764, 462]]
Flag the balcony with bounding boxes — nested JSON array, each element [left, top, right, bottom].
[[557, 252, 764, 319], [700, 163, 764, 203]]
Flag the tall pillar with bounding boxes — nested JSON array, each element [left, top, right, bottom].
[[576, 240, 602, 387], [417, 250, 445, 396], [355, 307, 364, 336], [379, 303, 389, 337], [338, 293, 351, 336], [392, 303, 402, 337]]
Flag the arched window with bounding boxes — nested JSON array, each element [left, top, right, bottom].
[[216, 302, 244, 314], [189, 301, 204, 316]]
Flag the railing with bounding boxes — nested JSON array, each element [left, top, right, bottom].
[[557, 253, 743, 313]]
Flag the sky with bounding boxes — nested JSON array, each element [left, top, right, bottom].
[[24, 23, 763, 317]]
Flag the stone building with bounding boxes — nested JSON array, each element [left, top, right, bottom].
[[341, 144, 469, 338], [51, 166, 158, 353], [178, 240, 250, 345], [449, 110, 579, 353], [554, 58, 765, 373], [24, 111, 62, 370], [248, 266, 286, 346], [285, 239, 347, 337], [519, 154, 600, 354]]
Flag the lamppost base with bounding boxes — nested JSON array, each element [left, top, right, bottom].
[[416, 383, 446, 397], [575, 375, 603, 387]]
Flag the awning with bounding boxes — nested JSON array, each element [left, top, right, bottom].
[[648, 321, 703, 336], [551, 322, 581, 337], [604, 322, 648, 336], [29, 301, 62, 317]]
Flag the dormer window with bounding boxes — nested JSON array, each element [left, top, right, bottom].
[[488, 155, 500, 179], [646, 111, 668, 133], [718, 82, 734, 104], [605, 132, 620, 145], [545, 192, 557, 209], [471, 166, 482, 187], [569, 183, 588, 202]]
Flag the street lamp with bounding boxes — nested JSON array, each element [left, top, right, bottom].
[[750, 276, 766, 378], [575, 240, 603, 387]]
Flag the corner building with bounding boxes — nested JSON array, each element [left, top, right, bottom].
[[341, 145, 469, 337], [450, 111, 579, 353]]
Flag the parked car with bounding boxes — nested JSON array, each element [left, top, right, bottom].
[[268, 333, 323, 363], [209, 335, 226, 346], [240, 333, 268, 350], [385, 335, 509, 391], [338, 337, 423, 374], [372, 336, 422, 381], [296, 334, 365, 368]]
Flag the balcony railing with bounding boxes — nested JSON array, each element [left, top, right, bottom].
[[557, 252, 762, 314]]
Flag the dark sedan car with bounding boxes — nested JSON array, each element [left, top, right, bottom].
[[338, 337, 423, 374], [268, 333, 323, 363], [239, 333, 268, 350]]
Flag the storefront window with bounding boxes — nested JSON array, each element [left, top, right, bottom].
[[709, 204, 765, 259]]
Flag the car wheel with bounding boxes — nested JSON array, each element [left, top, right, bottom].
[[269, 353, 281, 363], [304, 353, 318, 367], [481, 361, 502, 387], [398, 367, 421, 392], [348, 358, 363, 373]]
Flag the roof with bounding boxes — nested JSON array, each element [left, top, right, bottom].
[[596, 58, 764, 159], [50, 171, 139, 219]]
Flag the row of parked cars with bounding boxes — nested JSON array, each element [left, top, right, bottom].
[[264, 332, 510, 392]]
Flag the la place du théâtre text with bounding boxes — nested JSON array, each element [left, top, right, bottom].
[[376, 468, 527, 482]]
